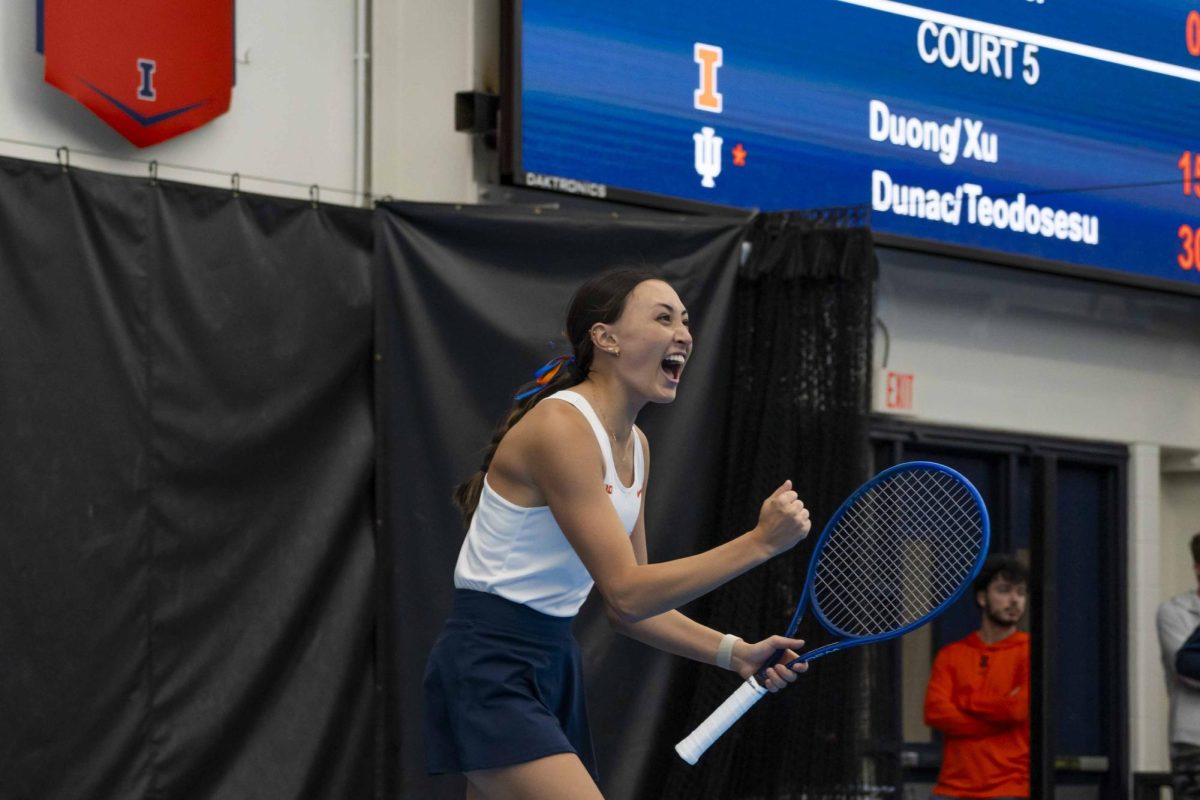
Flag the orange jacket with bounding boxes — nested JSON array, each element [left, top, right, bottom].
[[924, 631, 1030, 798]]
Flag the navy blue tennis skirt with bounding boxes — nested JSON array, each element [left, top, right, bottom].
[[422, 589, 598, 781]]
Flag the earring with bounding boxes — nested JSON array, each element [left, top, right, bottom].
[[611, 347, 620, 356]]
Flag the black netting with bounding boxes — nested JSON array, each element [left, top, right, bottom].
[[657, 210, 893, 799]]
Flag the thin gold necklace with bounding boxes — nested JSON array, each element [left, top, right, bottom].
[[596, 407, 631, 452]]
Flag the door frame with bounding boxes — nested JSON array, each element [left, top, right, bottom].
[[871, 417, 1129, 799]]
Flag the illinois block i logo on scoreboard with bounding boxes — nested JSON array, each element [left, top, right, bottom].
[[693, 43, 723, 189], [693, 43, 723, 113]]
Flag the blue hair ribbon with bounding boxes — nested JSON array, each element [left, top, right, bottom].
[[514, 355, 575, 401]]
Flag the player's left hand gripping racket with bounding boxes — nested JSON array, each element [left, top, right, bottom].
[[676, 461, 990, 764]]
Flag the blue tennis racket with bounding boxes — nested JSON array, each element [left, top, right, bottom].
[[676, 461, 990, 764]]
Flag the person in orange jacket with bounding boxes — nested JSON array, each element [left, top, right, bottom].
[[924, 555, 1030, 799]]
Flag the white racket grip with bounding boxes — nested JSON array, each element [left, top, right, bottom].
[[674, 677, 768, 764]]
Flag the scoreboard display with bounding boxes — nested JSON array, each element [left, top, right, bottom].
[[508, 0, 1200, 293]]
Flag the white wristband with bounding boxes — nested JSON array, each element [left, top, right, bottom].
[[716, 633, 741, 670]]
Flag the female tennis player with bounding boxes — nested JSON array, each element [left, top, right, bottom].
[[423, 268, 813, 799]]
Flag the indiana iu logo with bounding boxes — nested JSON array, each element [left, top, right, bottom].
[[694, 126, 723, 188]]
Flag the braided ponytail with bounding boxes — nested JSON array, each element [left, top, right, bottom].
[[452, 361, 584, 525], [453, 267, 656, 526]]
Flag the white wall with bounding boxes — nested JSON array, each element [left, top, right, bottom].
[[874, 248, 1200, 451], [371, 0, 487, 204], [1131, 444, 1167, 773]]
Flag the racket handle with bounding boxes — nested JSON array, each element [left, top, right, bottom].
[[674, 677, 768, 765]]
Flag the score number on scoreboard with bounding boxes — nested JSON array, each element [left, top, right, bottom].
[[1177, 11, 1200, 273]]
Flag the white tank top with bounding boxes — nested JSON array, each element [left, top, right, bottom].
[[453, 390, 645, 617]]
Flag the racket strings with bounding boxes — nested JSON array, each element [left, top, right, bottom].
[[818, 474, 980, 632], [811, 468, 985, 637], [828, 479, 980, 630]]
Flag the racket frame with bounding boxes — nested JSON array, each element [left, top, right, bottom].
[[779, 460, 991, 667], [677, 460, 990, 764]]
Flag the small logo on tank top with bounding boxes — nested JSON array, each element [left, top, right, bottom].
[[605, 484, 614, 494]]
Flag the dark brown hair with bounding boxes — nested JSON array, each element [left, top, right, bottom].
[[452, 267, 659, 526], [972, 554, 1029, 594]]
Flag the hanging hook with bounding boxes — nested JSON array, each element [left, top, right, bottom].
[[148, 160, 158, 186], [231, 172, 240, 197], [739, 240, 753, 267], [55, 146, 70, 172], [309, 184, 319, 208]]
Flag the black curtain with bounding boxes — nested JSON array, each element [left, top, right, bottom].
[[0, 157, 376, 800], [658, 212, 885, 799], [374, 201, 747, 800], [1, 152, 882, 800]]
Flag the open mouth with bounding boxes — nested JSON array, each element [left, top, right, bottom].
[[661, 354, 686, 381]]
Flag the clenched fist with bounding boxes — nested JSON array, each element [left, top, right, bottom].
[[752, 480, 811, 558]]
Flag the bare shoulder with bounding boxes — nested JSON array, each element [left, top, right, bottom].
[[488, 398, 605, 504], [505, 397, 602, 471], [519, 396, 593, 440]]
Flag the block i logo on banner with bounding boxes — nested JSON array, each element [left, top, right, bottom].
[[39, 1, 235, 147]]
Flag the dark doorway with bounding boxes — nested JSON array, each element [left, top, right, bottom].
[[872, 421, 1128, 799]]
